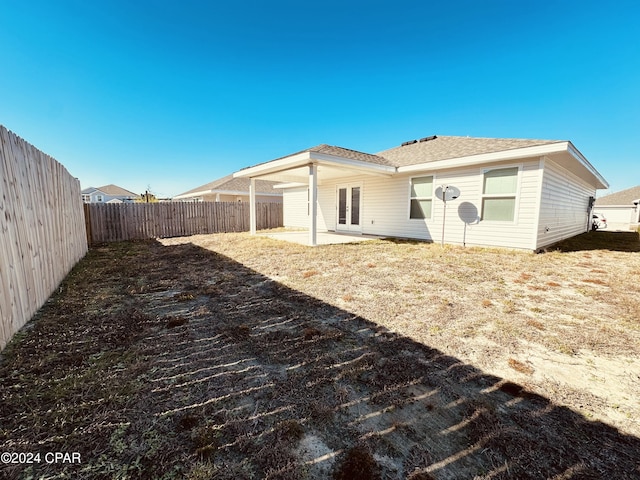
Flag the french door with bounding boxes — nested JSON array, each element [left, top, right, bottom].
[[336, 184, 362, 233]]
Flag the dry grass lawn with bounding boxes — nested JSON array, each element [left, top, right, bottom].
[[0, 230, 639, 479]]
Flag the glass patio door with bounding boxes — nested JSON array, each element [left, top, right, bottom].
[[336, 184, 362, 233]]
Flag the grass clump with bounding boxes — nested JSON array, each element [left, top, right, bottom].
[[333, 445, 381, 480]]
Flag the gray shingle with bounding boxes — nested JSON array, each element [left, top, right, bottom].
[[377, 135, 563, 167], [596, 185, 640, 205]]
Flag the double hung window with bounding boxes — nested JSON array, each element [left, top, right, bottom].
[[481, 167, 518, 221], [409, 176, 433, 219]]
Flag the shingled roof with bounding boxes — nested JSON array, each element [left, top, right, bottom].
[[265, 144, 392, 167], [377, 135, 563, 167], [261, 136, 564, 169], [595, 185, 640, 205]]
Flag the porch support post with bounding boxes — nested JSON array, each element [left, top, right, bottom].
[[249, 177, 256, 235], [309, 164, 317, 246]]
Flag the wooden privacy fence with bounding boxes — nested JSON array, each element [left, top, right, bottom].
[[84, 201, 283, 243], [1, 125, 87, 351]]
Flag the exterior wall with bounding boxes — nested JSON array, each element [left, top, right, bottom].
[[350, 158, 542, 249], [283, 187, 309, 228], [535, 158, 596, 249], [284, 157, 548, 250], [83, 192, 137, 203]]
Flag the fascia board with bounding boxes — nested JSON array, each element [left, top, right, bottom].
[[397, 143, 572, 174], [234, 152, 313, 178], [234, 151, 396, 178], [567, 142, 609, 189], [308, 152, 396, 175]]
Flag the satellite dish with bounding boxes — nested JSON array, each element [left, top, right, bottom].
[[458, 202, 479, 225], [435, 185, 460, 202]]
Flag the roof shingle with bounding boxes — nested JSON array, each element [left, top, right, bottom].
[[595, 185, 640, 205], [376, 135, 563, 167]]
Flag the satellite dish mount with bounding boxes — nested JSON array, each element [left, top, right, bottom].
[[434, 185, 461, 246]]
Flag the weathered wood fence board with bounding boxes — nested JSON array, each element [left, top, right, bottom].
[[1, 125, 88, 351], [84, 201, 283, 244]]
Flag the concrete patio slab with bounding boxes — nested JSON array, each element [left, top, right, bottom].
[[258, 231, 386, 246]]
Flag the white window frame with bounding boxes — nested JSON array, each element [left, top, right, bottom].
[[96, 195, 104, 202], [408, 175, 435, 220], [480, 165, 521, 223]]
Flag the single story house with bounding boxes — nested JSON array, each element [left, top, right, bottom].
[[81, 184, 139, 203], [233, 135, 608, 250], [173, 174, 283, 203], [594, 185, 640, 230]]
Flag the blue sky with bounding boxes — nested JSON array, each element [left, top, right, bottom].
[[1, 0, 638, 198]]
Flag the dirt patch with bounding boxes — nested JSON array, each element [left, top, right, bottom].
[[1, 233, 639, 479]]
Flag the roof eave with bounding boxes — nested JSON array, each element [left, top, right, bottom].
[[566, 142, 609, 190], [234, 151, 395, 178]]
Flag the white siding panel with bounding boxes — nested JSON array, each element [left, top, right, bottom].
[[281, 157, 552, 250], [283, 187, 308, 228], [536, 158, 596, 249]]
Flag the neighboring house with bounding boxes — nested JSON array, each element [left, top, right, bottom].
[[82, 184, 139, 204], [173, 174, 283, 203], [233, 135, 609, 250], [594, 185, 640, 230]]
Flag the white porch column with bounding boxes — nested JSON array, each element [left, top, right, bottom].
[[249, 177, 257, 235], [309, 164, 317, 246]]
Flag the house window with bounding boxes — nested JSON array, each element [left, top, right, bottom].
[[96, 195, 104, 202], [82, 195, 90, 203], [481, 167, 518, 221], [409, 176, 433, 219]]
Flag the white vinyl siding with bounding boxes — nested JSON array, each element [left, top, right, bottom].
[[281, 157, 549, 250], [409, 176, 434, 219], [481, 167, 518, 221], [535, 158, 596, 249], [283, 187, 309, 228]]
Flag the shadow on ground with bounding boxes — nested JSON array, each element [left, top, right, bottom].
[[549, 230, 640, 253], [1, 240, 639, 479]]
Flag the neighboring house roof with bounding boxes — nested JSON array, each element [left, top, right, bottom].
[[174, 175, 282, 199], [96, 184, 138, 197], [81, 184, 138, 197], [595, 185, 640, 205]]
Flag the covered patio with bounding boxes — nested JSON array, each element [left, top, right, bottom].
[[258, 230, 386, 246], [233, 144, 395, 246]]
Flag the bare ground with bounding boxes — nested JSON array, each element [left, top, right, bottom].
[[1, 230, 639, 479]]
